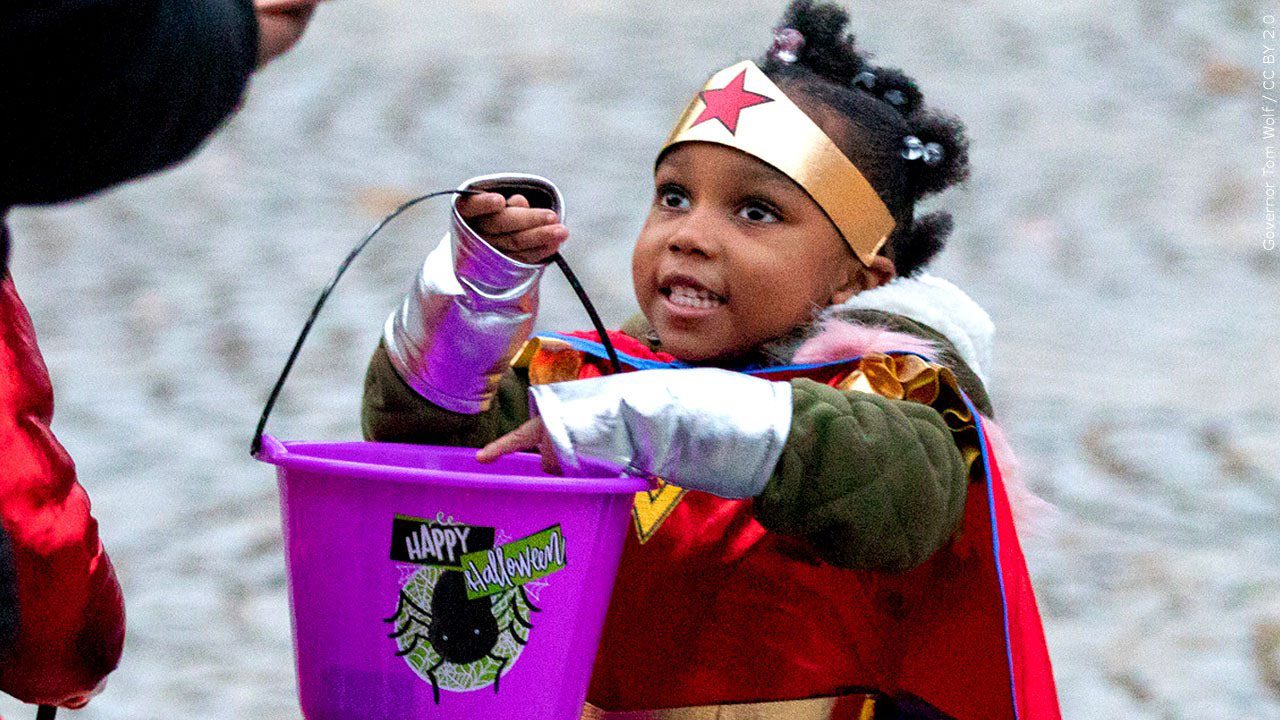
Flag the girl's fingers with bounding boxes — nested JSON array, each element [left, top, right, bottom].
[[538, 431, 563, 475], [502, 239, 569, 265], [540, 450, 562, 475], [476, 207, 560, 236], [498, 224, 568, 253], [457, 191, 564, 262], [457, 192, 508, 219], [476, 419, 543, 463]]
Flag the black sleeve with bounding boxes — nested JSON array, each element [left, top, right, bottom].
[[0, 520, 16, 660], [0, 0, 259, 206]]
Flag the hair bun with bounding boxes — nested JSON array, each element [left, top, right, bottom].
[[902, 135, 944, 166], [904, 110, 970, 199], [856, 66, 923, 115], [775, 0, 867, 84], [769, 27, 806, 63], [759, 1, 971, 278], [894, 211, 953, 276]]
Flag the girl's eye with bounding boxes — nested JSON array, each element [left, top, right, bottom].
[[657, 186, 690, 209], [738, 202, 780, 223]]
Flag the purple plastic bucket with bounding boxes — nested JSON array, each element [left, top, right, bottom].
[[256, 435, 646, 720]]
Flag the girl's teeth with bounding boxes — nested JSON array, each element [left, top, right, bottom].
[[668, 285, 724, 309]]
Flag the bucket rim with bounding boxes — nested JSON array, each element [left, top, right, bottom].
[[255, 435, 650, 495]]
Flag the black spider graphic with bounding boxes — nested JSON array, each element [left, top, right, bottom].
[[383, 569, 540, 704]]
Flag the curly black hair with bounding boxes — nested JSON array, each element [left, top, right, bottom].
[[759, 0, 970, 276]]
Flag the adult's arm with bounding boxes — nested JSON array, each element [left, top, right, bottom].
[[0, 0, 260, 206], [0, 274, 125, 707]]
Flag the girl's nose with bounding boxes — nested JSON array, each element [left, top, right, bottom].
[[667, 214, 718, 258]]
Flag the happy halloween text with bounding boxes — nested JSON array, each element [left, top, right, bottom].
[[389, 516, 495, 567], [461, 525, 567, 600]]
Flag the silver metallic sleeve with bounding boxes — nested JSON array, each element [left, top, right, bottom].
[[383, 174, 565, 414], [529, 368, 793, 498]]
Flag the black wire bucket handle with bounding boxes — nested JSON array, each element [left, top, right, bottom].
[[250, 185, 620, 456]]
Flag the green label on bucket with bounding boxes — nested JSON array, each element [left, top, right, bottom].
[[460, 524, 567, 600]]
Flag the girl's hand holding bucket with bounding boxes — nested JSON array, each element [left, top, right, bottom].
[[456, 192, 569, 264]]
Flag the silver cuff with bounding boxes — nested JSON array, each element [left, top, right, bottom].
[[529, 369, 793, 498], [384, 174, 565, 413]]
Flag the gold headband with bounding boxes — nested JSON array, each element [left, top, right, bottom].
[[659, 60, 895, 266]]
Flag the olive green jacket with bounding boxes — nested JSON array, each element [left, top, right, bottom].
[[362, 309, 992, 574]]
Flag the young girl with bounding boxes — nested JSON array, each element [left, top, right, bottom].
[[362, 2, 1059, 718]]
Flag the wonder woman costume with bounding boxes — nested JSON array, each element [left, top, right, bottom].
[[363, 58, 1061, 720]]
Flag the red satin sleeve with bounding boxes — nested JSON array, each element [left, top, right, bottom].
[[0, 274, 125, 706]]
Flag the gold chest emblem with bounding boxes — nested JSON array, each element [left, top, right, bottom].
[[631, 479, 688, 544]]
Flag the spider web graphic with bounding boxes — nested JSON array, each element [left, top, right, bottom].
[[390, 565, 533, 694], [522, 578, 550, 604]]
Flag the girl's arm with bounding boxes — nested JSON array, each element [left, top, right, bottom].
[[757, 311, 992, 572], [755, 374, 974, 572], [498, 352, 981, 573], [362, 341, 533, 449], [363, 174, 567, 447]]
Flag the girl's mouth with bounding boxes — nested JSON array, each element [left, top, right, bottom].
[[661, 283, 727, 310]]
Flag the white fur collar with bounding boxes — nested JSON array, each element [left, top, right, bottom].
[[823, 272, 995, 388]]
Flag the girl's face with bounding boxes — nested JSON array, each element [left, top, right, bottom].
[[632, 142, 892, 363]]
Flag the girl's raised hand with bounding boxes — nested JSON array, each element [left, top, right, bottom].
[[476, 417, 562, 475], [457, 192, 569, 264]]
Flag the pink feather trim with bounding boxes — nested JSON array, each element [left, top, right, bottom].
[[793, 319, 939, 365], [794, 318, 1053, 532], [977, 417, 1056, 535]]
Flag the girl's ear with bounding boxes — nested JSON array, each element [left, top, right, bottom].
[[830, 255, 896, 305]]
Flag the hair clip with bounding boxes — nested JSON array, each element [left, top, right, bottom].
[[902, 135, 944, 166], [852, 71, 877, 91], [770, 27, 805, 63], [882, 89, 906, 108]]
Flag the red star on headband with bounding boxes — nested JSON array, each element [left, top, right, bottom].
[[691, 69, 774, 134]]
